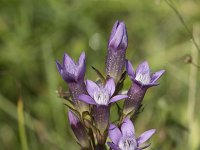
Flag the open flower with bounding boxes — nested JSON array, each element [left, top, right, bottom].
[[56, 52, 86, 83], [79, 78, 128, 106], [108, 118, 155, 150], [106, 21, 128, 82], [123, 60, 165, 115], [56, 52, 89, 114], [126, 60, 165, 87], [79, 78, 127, 135]]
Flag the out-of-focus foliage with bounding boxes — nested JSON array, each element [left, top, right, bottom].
[[0, 0, 200, 149]]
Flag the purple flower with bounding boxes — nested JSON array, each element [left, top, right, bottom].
[[56, 52, 89, 114], [106, 21, 128, 82], [79, 78, 127, 134], [123, 60, 165, 115], [108, 118, 156, 150], [126, 60, 165, 87], [68, 110, 91, 149], [56, 52, 86, 83], [79, 78, 128, 106], [108, 21, 128, 51]]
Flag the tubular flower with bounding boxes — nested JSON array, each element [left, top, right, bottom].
[[56, 52, 86, 83], [108, 118, 156, 150], [123, 60, 165, 115], [68, 110, 91, 149], [106, 21, 128, 82], [79, 78, 127, 106], [79, 78, 127, 134], [56, 52, 89, 114]]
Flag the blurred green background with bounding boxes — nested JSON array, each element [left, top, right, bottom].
[[0, 0, 200, 149]]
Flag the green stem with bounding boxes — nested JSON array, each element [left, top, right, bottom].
[[17, 98, 29, 150], [164, 0, 200, 52]]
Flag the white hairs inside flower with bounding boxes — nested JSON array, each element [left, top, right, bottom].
[[135, 70, 151, 85], [118, 133, 137, 150], [93, 88, 110, 105]]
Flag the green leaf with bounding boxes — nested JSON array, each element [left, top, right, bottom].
[[91, 66, 106, 84]]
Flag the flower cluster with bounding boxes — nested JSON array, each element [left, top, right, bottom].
[[56, 20, 165, 150]]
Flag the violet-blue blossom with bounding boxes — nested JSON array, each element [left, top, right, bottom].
[[123, 60, 165, 115], [106, 21, 128, 82], [108, 118, 155, 150], [79, 78, 127, 135], [56, 52, 86, 83], [56, 52, 89, 114], [79, 78, 127, 106], [68, 110, 91, 149]]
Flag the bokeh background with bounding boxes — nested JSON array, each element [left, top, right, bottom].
[[0, 0, 200, 150]]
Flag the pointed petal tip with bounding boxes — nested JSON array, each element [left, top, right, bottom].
[[78, 94, 96, 105], [150, 69, 165, 84], [121, 117, 135, 135], [137, 129, 156, 146], [68, 110, 79, 126], [126, 60, 135, 79], [56, 60, 63, 73], [79, 51, 86, 59], [141, 60, 149, 66], [109, 95, 128, 104], [86, 79, 99, 98], [108, 124, 122, 145], [105, 78, 115, 96]]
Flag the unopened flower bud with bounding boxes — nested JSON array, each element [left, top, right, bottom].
[[68, 111, 91, 149], [106, 21, 128, 82]]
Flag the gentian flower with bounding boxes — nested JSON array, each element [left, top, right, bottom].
[[123, 60, 165, 115], [108, 118, 156, 150], [56, 52, 89, 114], [68, 110, 91, 149], [79, 78, 127, 106], [56, 52, 86, 83], [106, 21, 128, 82], [79, 78, 127, 137]]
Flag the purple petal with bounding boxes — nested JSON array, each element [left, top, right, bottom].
[[78, 52, 86, 65], [136, 61, 150, 76], [78, 94, 96, 105], [63, 53, 76, 70], [137, 129, 156, 146], [108, 124, 122, 145], [68, 110, 79, 126], [121, 117, 135, 136], [107, 142, 121, 150], [109, 20, 119, 43], [109, 22, 125, 50], [86, 80, 99, 98], [56, 61, 63, 75], [119, 23, 128, 50], [105, 78, 115, 96], [109, 95, 128, 104], [150, 70, 165, 84], [77, 52, 86, 81], [56, 61, 75, 82], [126, 60, 135, 80]]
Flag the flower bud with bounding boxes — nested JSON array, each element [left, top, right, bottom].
[[68, 111, 91, 149], [106, 21, 128, 82]]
